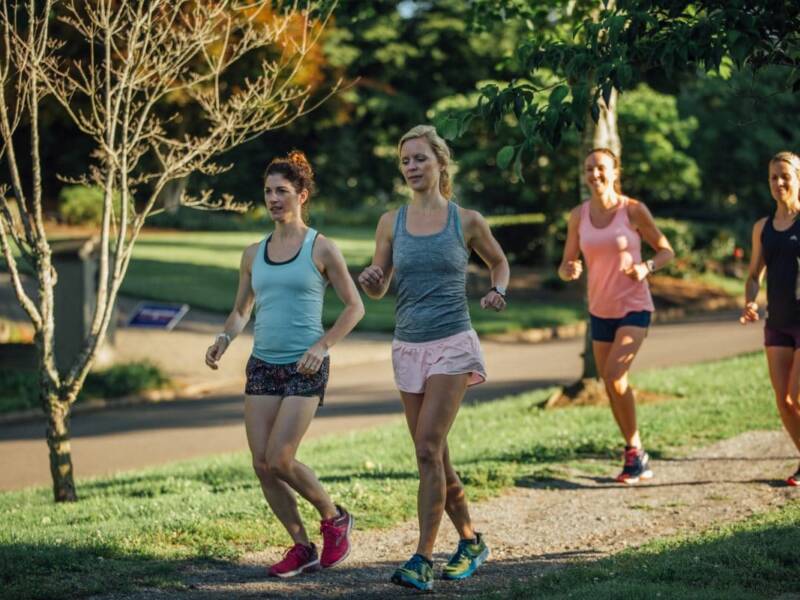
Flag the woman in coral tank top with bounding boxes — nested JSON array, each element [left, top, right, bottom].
[[558, 148, 674, 484]]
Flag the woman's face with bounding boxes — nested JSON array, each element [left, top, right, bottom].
[[769, 160, 800, 207], [584, 151, 618, 197], [399, 137, 442, 194], [264, 174, 306, 222]]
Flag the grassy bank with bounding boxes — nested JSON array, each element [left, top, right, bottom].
[[123, 229, 585, 334], [491, 500, 800, 600], [0, 351, 785, 599]]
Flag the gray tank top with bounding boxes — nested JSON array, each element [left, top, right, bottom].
[[392, 201, 472, 342]]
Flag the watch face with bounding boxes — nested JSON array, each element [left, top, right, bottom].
[[495, 286, 506, 295]]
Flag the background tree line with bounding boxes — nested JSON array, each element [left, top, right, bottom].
[[7, 0, 799, 236]]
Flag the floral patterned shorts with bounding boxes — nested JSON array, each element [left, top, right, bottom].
[[244, 355, 330, 406]]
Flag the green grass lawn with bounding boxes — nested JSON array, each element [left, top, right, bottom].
[[123, 229, 586, 334], [486, 501, 800, 600], [1, 351, 792, 599]]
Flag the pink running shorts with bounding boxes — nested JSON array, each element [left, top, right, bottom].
[[391, 329, 487, 394]]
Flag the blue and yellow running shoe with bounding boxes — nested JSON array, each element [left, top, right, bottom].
[[442, 533, 490, 580], [390, 553, 434, 591]]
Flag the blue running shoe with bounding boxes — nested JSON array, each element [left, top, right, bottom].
[[442, 532, 490, 580], [390, 553, 434, 591]]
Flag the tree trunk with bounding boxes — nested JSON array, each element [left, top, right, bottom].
[[45, 395, 77, 502], [548, 88, 620, 407], [579, 87, 620, 382]]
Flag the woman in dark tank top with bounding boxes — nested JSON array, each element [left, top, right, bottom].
[[358, 125, 510, 591], [741, 151, 800, 486]]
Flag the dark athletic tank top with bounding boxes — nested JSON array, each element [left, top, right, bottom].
[[761, 216, 800, 328]]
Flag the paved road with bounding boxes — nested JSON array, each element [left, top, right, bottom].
[[0, 315, 763, 491]]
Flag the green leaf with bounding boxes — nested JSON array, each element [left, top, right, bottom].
[[513, 147, 525, 182], [601, 81, 613, 108], [549, 84, 569, 106], [590, 102, 601, 124], [496, 145, 516, 170], [438, 116, 459, 141]]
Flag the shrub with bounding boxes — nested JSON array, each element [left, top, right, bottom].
[[82, 361, 170, 400], [58, 185, 123, 226], [0, 361, 170, 414]]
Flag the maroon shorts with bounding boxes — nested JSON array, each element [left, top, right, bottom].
[[244, 355, 329, 405], [764, 324, 800, 349]]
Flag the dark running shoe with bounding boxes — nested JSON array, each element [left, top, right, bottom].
[[616, 446, 653, 485], [391, 553, 434, 591], [787, 464, 800, 487]]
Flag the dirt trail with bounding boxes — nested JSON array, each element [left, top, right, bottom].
[[96, 430, 799, 599]]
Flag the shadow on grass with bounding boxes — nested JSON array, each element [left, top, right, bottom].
[[0, 541, 196, 600], [0, 376, 563, 443], [515, 474, 793, 491], [657, 455, 798, 462], [514, 475, 720, 490], [5, 511, 799, 599], [493, 514, 800, 600]]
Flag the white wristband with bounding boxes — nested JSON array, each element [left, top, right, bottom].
[[216, 332, 231, 345]]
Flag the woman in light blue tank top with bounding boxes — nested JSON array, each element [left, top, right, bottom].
[[204, 152, 364, 576], [359, 125, 510, 591]]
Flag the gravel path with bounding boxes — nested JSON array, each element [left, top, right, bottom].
[[96, 430, 800, 599]]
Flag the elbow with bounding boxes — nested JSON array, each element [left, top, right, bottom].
[[353, 300, 366, 322], [233, 307, 251, 322], [490, 255, 510, 273]]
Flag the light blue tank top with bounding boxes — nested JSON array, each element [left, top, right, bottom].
[[251, 228, 326, 364], [392, 201, 472, 342]]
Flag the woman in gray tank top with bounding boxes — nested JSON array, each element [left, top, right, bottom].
[[359, 125, 510, 591], [204, 152, 364, 576]]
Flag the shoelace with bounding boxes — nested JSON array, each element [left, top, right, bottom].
[[282, 543, 310, 563], [405, 554, 428, 572], [321, 519, 345, 546], [448, 540, 471, 565]]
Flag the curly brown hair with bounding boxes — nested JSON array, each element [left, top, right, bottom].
[[264, 151, 316, 220]]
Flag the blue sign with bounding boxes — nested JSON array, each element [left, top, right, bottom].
[[127, 303, 189, 330]]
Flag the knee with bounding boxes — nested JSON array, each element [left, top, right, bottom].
[[415, 441, 444, 468], [266, 454, 294, 479], [252, 459, 272, 482], [603, 369, 628, 396]]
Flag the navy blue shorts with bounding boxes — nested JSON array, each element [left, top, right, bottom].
[[590, 311, 652, 342], [764, 324, 800, 349]]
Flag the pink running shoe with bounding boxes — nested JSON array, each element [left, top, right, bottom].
[[267, 543, 320, 578], [320, 505, 354, 568]]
